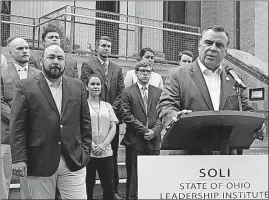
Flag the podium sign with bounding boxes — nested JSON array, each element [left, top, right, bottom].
[[161, 111, 265, 150], [138, 155, 268, 199]]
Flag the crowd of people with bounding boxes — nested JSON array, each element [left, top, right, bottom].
[[1, 24, 266, 200]]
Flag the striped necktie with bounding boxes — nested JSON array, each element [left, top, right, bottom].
[[103, 62, 108, 77], [142, 86, 148, 111]]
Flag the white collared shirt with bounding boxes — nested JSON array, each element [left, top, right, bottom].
[[97, 56, 109, 67], [44, 74, 63, 114], [198, 58, 222, 111], [13, 62, 29, 80], [137, 81, 149, 99]]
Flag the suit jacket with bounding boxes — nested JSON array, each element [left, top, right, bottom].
[[80, 56, 125, 120], [157, 59, 255, 127], [120, 83, 163, 151], [29, 52, 79, 78], [10, 73, 92, 177], [1, 63, 40, 144]]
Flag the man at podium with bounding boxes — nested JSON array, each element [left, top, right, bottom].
[[157, 25, 266, 155]]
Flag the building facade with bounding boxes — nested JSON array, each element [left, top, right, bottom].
[[1, 1, 268, 62]]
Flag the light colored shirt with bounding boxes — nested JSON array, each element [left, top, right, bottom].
[[88, 101, 118, 158], [137, 81, 149, 99], [198, 58, 222, 111], [1, 54, 8, 68], [44, 75, 63, 114], [97, 57, 109, 67], [124, 69, 163, 89], [13, 62, 29, 80]]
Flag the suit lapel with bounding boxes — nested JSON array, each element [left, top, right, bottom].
[[8, 63, 20, 85], [190, 61, 214, 110], [147, 85, 153, 113], [219, 70, 233, 110], [60, 76, 70, 117], [107, 62, 114, 90], [36, 73, 60, 117], [134, 84, 147, 115], [93, 57, 106, 82]]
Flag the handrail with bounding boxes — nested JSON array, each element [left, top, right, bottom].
[[0, 21, 35, 27], [64, 12, 201, 36], [39, 5, 68, 19]]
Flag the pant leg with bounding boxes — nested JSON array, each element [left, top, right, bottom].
[[111, 125, 120, 192], [96, 156, 114, 200], [86, 157, 97, 200], [57, 156, 87, 199], [1, 144, 12, 200], [20, 177, 32, 199], [26, 174, 57, 199], [125, 148, 132, 199], [128, 149, 142, 200]]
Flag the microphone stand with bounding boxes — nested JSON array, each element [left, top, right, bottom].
[[234, 82, 244, 155]]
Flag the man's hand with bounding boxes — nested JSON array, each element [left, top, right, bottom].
[[12, 162, 27, 177], [172, 109, 192, 122], [92, 143, 106, 156], [144, 129, 155, 140], [253, 123, 267, 140]]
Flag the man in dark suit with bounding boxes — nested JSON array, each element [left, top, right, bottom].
[[10, 45, 92, 199], [1, 37, 40, 199], [29, 24, 78, 78], [157, 25, 266, 155], [121, 60, 163, 200], [81, 36, 125, 199]]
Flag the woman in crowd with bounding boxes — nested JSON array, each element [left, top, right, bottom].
[[124, 47, 163, 89], [86, 74, 118, 200]]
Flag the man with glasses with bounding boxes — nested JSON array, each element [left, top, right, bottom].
[[120, 60, 163, 200], [178, 50, 193, 66], [1, 37, 40, 199]]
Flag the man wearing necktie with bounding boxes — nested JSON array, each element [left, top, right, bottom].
[[120, 60, 163, 200], [1, 37, 40, 199], [81, 36, 125, 199]]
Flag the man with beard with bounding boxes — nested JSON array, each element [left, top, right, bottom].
[[1, 37, 40, 199], [10, 45, 92, 199], [120, 60, 163, 200], [29, 24, 78, 78], [81, 36, 125, 199]]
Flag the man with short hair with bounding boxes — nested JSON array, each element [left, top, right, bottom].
[[121, 60, 163, 200], [81, 36, 125, 199], [178, 50, 193, 66], [157, 25, 266, 155], [10, 45, 92, 199], [1, 37, 40, 199], [29, 24, 78, 78]]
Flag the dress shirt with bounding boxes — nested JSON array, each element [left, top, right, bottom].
[[97, 57, 109, 69], [136, 82, 149, 100], [44, 74, 63, 114], [13, 62, 28, 80], [198, 58, 222, 111]]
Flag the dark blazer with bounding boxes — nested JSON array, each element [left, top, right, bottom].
[[1, 63, 40, 144], [157, 59, 255, 127], [80, 56, 125, 120], [120, 83, 163, 151], [29, 53, 79, 78], [10, 73, 92, 177]]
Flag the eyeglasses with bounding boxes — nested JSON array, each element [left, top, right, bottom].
[[137, 69, 152, 73]]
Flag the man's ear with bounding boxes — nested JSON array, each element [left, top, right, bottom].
[[39, 57, 43, 68]]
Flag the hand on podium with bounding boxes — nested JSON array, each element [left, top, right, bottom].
[[253, 123, 267, 141], [172, 109, 192, 122]]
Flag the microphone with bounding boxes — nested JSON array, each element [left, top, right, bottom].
[[225, 67, 246, 89]]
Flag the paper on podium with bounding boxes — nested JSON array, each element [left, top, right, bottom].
[[161, 110, 265, 150]]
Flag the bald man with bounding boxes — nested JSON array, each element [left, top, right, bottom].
[[1, 37, 40, 199], [10, 45, 91, 199]]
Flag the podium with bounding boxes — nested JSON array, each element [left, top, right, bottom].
[[161, 111, 265, 153]]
